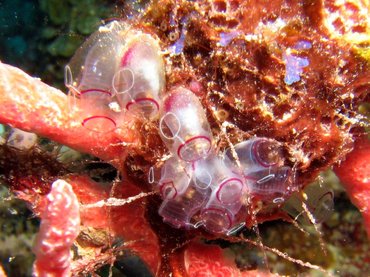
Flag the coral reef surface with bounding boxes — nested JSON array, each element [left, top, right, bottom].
[[0, 0, 369, 276]]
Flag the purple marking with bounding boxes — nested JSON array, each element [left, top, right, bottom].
[[219, 31, 240, 47], [284, 52, 309, 85], [169, 29, 186, 55], [294, 40, 312, 50]]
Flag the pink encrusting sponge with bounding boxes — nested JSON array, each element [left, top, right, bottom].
[[32, 180, 80, 277]]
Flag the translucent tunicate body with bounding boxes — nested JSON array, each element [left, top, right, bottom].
[[153, 152, 248, 234], [224, 137, 285, 174], [159, 87, 213, 162], [194, 155, 246, 234], [152, 136, 297, 234], [244, 166, 293, 201], [114, 30, 165, 119], [77, 90, 117, 133], [158, 185, 208, 229], [65, 21, 127, 133], [194, 156, 245, 206], [157, 157, 191, 199], [154, 130, 294, 233], [200, 205, 235, 234], [283, 182, 334, 225], [223, 137, 294, 201]]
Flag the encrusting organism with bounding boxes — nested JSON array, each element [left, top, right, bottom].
[[0, 0, 369, 276], [32, 180, 80, 277]]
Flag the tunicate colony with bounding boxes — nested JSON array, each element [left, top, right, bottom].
[[65, 21, 332, 235]]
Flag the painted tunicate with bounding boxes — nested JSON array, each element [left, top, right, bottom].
[[153, 134, 295, 234], [157, 157, 191, 199], [223, 137, 296, 201], [200, 205, 233, 234], [159, 87, 213, 162], [154, 154, 247, 234], [194, 155, 245, 207], [114, 30, 165, 119], [158, 186, 208, 229], [245, 166, 293, 199], [65, 21, 126, 132], [224, 137, 285, 174]]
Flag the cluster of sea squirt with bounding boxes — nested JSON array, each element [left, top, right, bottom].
[[64, 21, 294, 235], [154, 88, 295, 235], [64, 21, 165, 132]]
